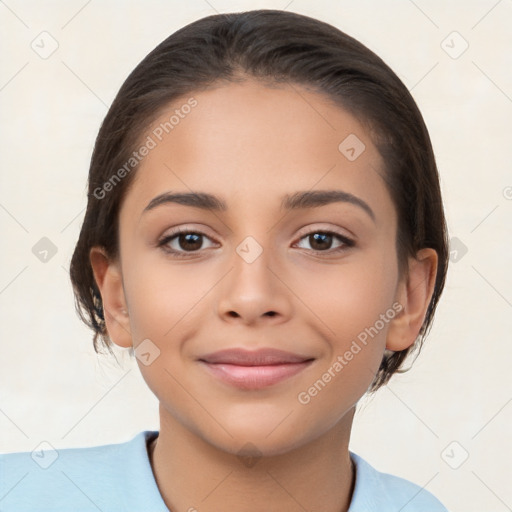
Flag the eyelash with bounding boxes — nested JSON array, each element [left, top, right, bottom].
[[157, 227, 355, 259]]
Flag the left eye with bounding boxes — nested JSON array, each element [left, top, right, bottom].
[[295, 231, 354, 252]]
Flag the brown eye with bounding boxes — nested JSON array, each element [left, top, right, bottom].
[[308, 232, 334, 250], [158, 229, 218, 258], [295, 230, 355, 253], [176, 232, 203, 251]]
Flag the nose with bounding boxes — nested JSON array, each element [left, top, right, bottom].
[[216, 241, 293, 326]]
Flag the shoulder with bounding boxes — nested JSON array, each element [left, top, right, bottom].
[[0, 430, 167, 512], [348, 452, 449, 512]]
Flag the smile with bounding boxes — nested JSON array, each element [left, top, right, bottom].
[[197, 347, 316, 390]]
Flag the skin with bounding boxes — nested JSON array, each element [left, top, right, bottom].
[[90, 79, 437, 512]]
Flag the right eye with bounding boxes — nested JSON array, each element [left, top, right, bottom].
[[157, 228, 219, 258]]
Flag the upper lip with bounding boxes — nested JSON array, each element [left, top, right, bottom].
[[199, 348, 315, 366]]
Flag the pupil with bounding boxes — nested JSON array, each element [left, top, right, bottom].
[[310, 233, 332, 250], [180, 233, 202, 251]]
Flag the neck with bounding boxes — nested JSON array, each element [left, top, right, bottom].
[[148, 406, 356, 512]]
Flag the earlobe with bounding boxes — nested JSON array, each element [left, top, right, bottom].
[[386, 248, 438, 352], [89, 246, 132, 348]]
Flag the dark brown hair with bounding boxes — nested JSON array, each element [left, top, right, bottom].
[[69, 9, 449, 392]]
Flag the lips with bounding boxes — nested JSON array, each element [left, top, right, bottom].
[[198, 348, 314, 365], [198, 348, 315, 390]]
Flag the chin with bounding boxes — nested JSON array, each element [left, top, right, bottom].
[[229, 438, 304, 461], [208, 420, 314, 460]]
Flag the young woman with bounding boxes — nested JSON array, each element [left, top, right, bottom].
[[0, 9, 449, 511]]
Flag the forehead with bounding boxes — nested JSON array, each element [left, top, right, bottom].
[[121, 79, 394, 225]]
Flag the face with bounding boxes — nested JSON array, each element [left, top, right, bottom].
[[99, 79, 415, 457]]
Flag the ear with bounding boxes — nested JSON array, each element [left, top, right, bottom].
[[89, 246, 132, 348], [386, 248, 438, 351]]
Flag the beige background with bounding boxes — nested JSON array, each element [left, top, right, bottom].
[[1, 1, 511, 511]]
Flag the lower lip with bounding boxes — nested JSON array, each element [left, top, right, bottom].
[[199, 361, 314, 390]]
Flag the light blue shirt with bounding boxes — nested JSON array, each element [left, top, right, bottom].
[[0, 430, 448, 511]]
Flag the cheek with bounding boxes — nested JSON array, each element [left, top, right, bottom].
[[291, 249, 398, 393], [122, 252, 217, 344], [120, 256, 211, 408], [293, 250, 398, 339], [290, 264, 396, 420]]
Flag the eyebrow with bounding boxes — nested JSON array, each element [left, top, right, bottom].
[[142, 189, 375, 222]]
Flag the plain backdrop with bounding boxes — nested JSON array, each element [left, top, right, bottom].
[[1, 1, 511, 511]]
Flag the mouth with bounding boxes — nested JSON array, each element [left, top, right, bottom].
[[198, 348, 315, 390]]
